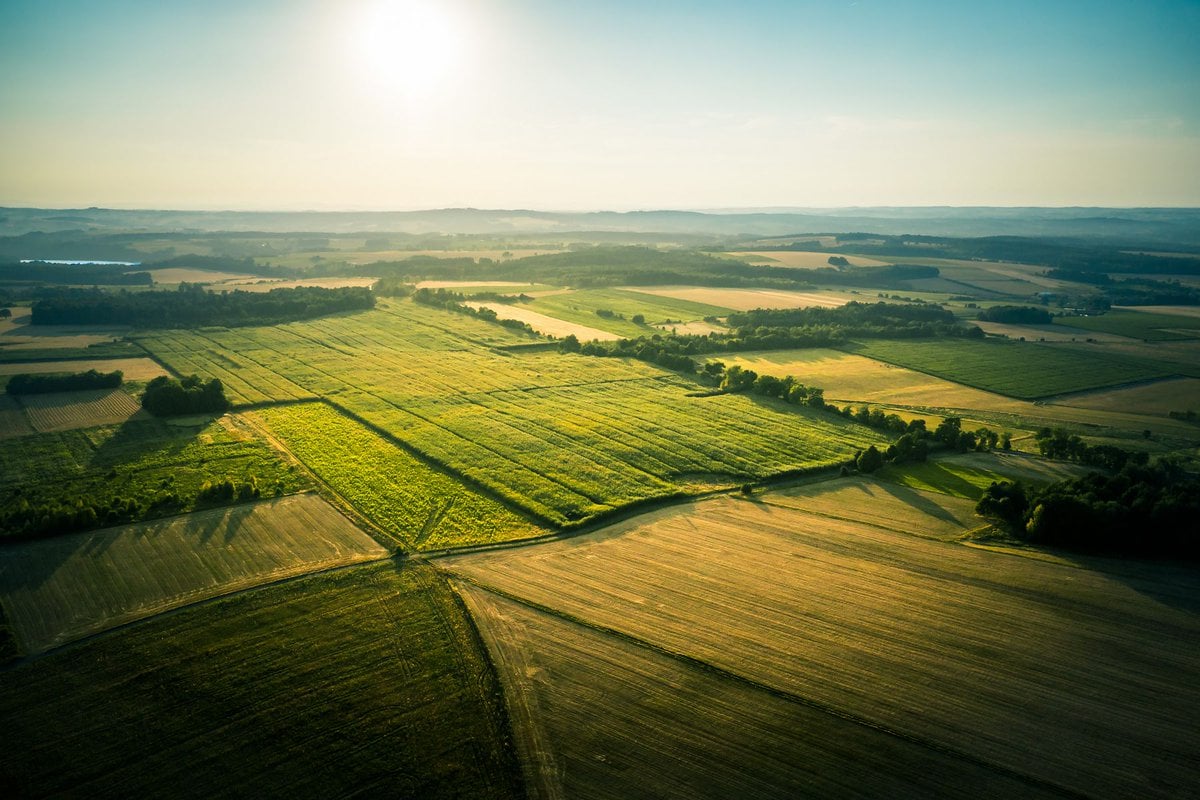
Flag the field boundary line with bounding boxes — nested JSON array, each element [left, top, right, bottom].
[[449, 576, 1092, 800]]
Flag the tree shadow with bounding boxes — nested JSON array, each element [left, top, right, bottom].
[[873, 478, 968, 527]]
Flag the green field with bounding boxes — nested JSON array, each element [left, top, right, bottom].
[[1, 416, 309, 539], [0, 561, 522, 799], [525, 287, 732, 337], [138, 301, 886, 527], [876, 451, 1090, 500], [252, 403, 546, 549], [1053, 310, 1200, 341], [847, 338, 1172, 398]]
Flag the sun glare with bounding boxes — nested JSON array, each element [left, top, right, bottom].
[[355, 0, 466, 97]]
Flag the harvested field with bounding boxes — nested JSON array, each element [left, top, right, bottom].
[[220, 276, 379, 292], [144, 267, 255, 284], [877, 451, 1090, 499], [728, 250, 892, 268], [1118, 304, 1200, 318], [974, 320, 1130, 342], [457, 582, 1059, 800], [464, 302, 621, 341], [442, 494, 1200, 800], [623, 286, 853, 311], [415, 280, 544, 289], [0, 357, 167, 382], [757, 476, 981, 540], [0, 493, 386, 653], [0, 309, 128, 350], [0, 562, 522, 799], [1050, 376, 1200, 415], [19, 389, 146, 433], [0, 395, 33, 439]]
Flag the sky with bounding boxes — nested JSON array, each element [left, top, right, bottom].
[[1, 0, 1198, 210]]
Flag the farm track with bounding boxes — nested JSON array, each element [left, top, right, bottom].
[[453, 578, 1087, 800]]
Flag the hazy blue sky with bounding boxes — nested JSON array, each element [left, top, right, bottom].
[[2, 0, 1198, 209]]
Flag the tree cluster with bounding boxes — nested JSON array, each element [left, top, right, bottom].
[[977, 305, 1053, 325], [1034, 427, 1149, 471], [0, 262, 153, 286], [141, 375, 231, 416], [976, 460, 1199, 557], [726, 301, 972, 338], [6, 369, 123, 395], [31, 284, 374, 328]]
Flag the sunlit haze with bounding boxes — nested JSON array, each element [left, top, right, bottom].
[[1, 0, 1198, 210]]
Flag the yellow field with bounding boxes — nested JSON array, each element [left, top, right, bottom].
[[464, 301, 621, 341], [727, 251, 892, 268], [457, 581, 1052, 799], [756, 476, 981, 540], [145, 267, 256, 284], [0, 493, 386, 654], [20, 388, 147, 433], [1051, 376, 1200, 415], [623, 286, 854, 311], [1117, 304, 1200, 318], [710, 348, 1200, 437], [974, 320, 1130, 342], [220, 276, 379, 292], [0, 308, 127, 349], [0, 357, 167, 381], [443, 491, 1200, 800]]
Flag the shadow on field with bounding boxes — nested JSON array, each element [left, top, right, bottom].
[[873, 480, 965, 526]]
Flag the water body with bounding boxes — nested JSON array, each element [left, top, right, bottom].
[[20, 259, 142, 266]]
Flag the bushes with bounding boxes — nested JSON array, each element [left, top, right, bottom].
[[141, 375, 231, 416], [6, 369, 123, 395]]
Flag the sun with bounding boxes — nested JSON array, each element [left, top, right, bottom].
[[354, 0, 466, 97]]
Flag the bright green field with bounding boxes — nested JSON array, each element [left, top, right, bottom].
[[878, 452, 1090, 500], [139, 301, 886, 527], [848, 338, 1172, 399], [253, 403, 546, 549], [526, 288, 732, 337], [1, 417, 309, 539], [1053, 310, 1200, 342], [0, 561, 522, 799]]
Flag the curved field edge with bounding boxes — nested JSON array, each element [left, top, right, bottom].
[[248, 403, 548, 550], [0, 493, 387, 654], [0, 561, 523, 800]]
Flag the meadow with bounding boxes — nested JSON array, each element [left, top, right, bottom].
[[0, 493, 386, 653], [847, 338, 1171, 398], [442, 490, 1200, 800], [522, 287, 732, 337], [0, 561, 522, 799]]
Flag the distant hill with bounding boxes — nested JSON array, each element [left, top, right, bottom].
[[2, 206, 1198, 245]]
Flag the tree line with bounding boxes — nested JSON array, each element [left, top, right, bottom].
[[977, 459, 1198, 557], [30, 284, 374, 328], [6, 369, 123, 395], [410, 287, 541, 335]]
